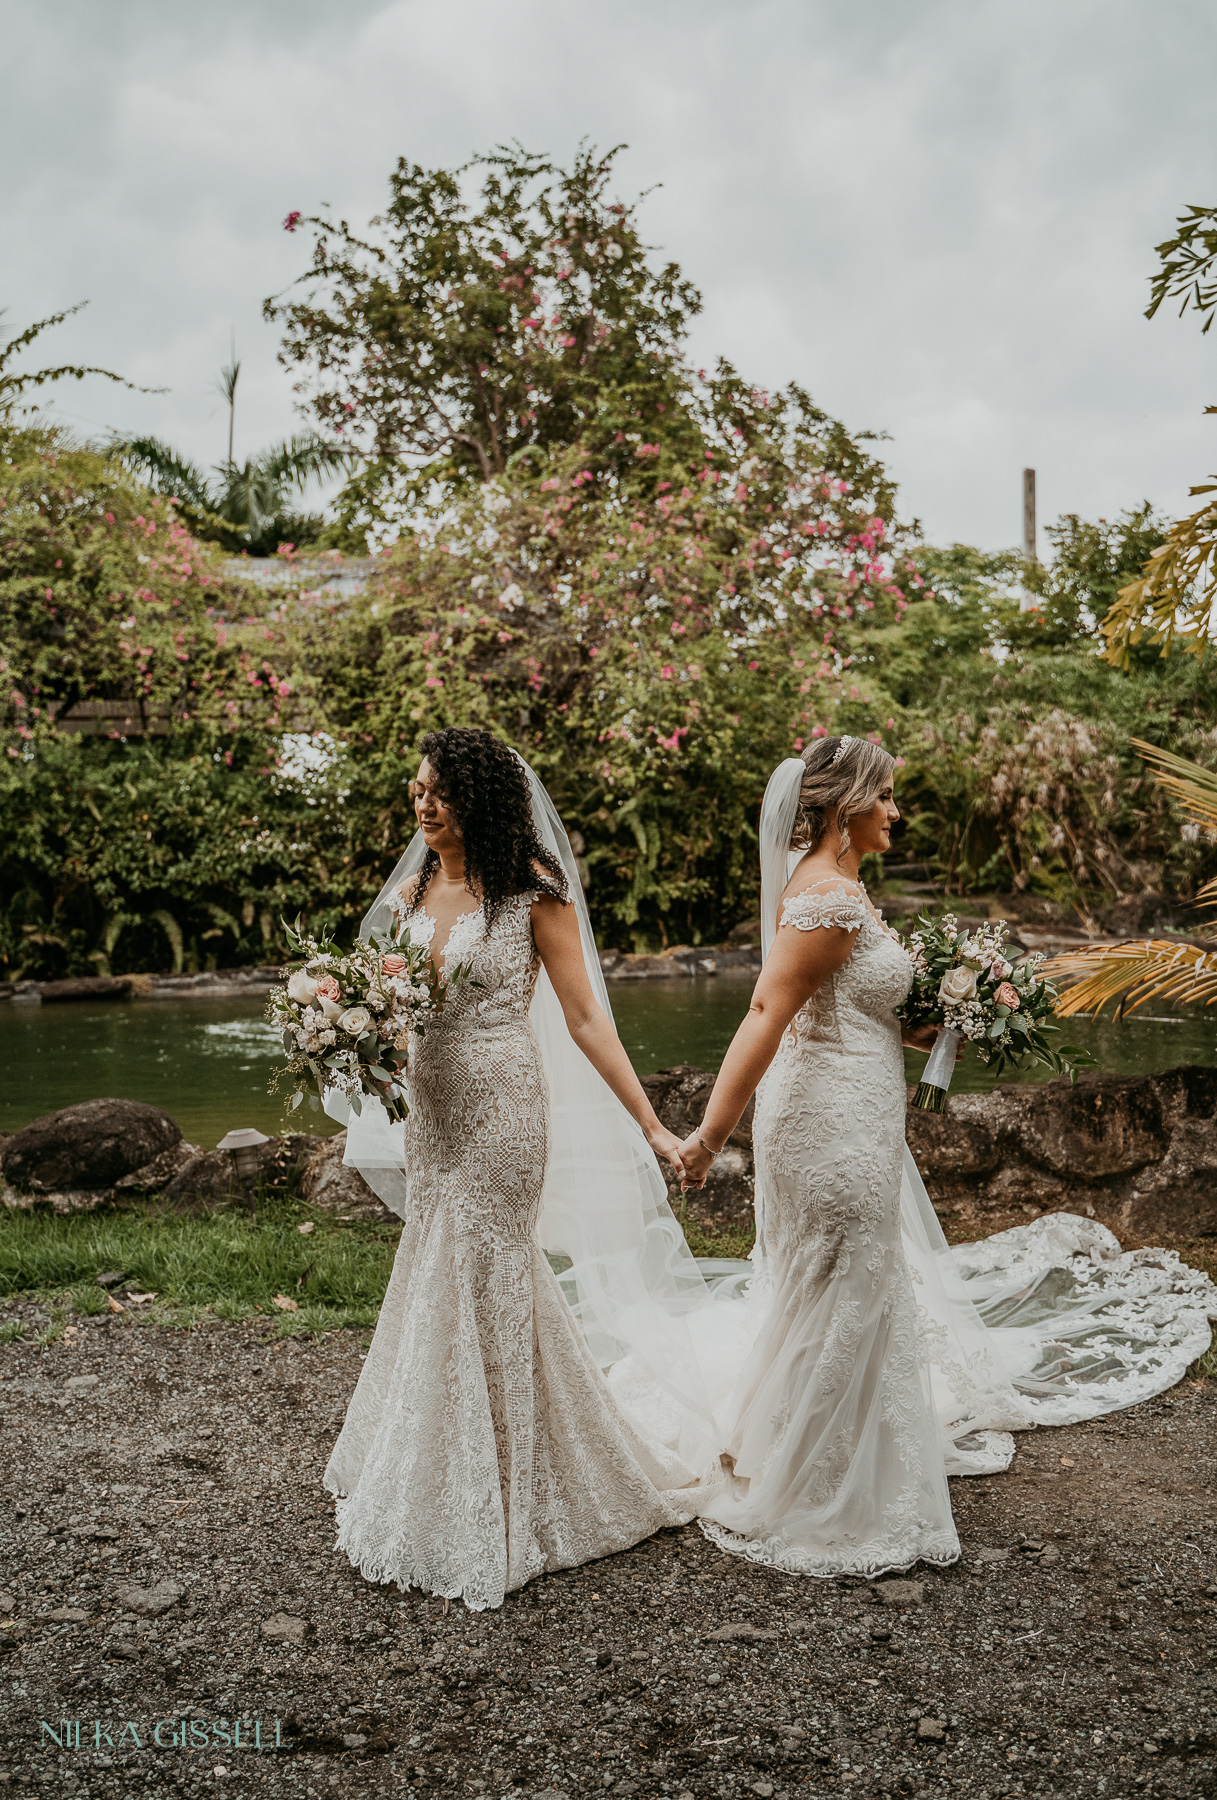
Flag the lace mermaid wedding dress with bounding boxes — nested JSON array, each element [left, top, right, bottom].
[[322, 889, 698, 1612], [699, 881, 960, 1573], [697, 876, 1217, 1577]]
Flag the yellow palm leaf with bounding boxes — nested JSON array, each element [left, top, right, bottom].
[[1129, 737, 1217, 832], [1046, 937, 1217, 1018]]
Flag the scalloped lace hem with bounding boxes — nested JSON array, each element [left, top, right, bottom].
[[698, 1516, 961, 1580]]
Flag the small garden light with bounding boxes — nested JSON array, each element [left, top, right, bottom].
[[216, 1127, 270, 1201]]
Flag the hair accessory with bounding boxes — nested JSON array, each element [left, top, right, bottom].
[[830, 734, 856, 766]]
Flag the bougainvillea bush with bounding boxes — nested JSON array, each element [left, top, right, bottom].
[[4, 144, 1215, 977], [0, 423, 331, 977]]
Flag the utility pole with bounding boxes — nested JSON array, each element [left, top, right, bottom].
[[1018, 468, 1038, 611]]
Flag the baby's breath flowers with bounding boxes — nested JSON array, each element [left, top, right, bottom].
[[901, 913, 1094, 1111], [269, 919, 465, 1122]]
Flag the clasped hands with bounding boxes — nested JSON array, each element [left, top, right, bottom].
[[647, 1025, 963, 1194], [643, 1123, 717, 1191]]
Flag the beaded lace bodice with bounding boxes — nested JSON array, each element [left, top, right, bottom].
[[780, 881, 913, 1062], [391, 888, 543, 1034]]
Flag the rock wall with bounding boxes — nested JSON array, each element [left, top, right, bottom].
[[641, 1063, 1217, 1242], [6, 1068, 1216, 1242], [906, 1064, 1217, 1237]]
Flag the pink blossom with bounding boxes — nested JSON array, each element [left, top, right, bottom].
[[316, 975, 341, 1002], [381, 955, 406, 976], [283, 211, 302, 232], [996, 982, 1020, 1010], [659, 665, 675, 679], [425, 676, 443, 688]]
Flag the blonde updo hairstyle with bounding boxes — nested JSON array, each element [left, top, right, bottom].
[[791, 736, 896, 864]]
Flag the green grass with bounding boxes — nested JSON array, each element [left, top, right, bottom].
[[680, 1218, 756, 1262], [0, 1192, 400, 1341], [2, 1193, 1210, 1384]]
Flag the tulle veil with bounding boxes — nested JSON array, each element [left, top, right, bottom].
[[329, 752, 1216, 1480]]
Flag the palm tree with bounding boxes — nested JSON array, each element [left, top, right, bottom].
[[1046, 740, 1217, 1016], [111, 430, 352, 556]]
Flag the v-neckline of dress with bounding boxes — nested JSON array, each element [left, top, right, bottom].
[[409, 899, 485, 974]]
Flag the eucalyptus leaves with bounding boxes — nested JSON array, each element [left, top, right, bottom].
[[268, 920, 454, 1123], [901, 913, 1094, 1112]]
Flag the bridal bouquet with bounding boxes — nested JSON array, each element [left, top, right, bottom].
[[267, 921, 453, 1123], [900, 914, 1092, 1112]]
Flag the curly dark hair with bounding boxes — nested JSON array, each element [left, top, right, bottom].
[[412, 727, 569, 929]]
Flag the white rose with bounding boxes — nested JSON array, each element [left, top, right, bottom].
[[318, 996, 343, 1023], [338, 1005, 372, 1036], [287, 970, 318, 1005], [938, 966, 978, 1005]]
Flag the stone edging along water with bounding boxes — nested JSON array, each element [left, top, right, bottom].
[[0, 945, 765, 1005]]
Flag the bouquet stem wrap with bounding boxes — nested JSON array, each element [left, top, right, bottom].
[[913, 1026, 963, 1113]]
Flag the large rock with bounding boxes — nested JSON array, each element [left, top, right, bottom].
[[1, 1099, 181, 1193], [37, 976, 132, 1003], [162, 1133, 315, 1208]]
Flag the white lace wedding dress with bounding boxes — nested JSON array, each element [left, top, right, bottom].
[[322, 889, 699, 1612], [697, 879, 1217, 1577]]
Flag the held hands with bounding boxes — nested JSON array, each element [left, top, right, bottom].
[[678, 1131, 718, 1192], [644, 1123, 687, 1183]]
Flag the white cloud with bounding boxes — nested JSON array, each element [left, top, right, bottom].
[[3, 0, 1214, 546]]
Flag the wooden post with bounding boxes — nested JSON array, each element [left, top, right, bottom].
[[1022, 468, 1037, 562]]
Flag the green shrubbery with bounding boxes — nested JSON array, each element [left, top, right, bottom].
[[3, 146, 1215, 977]]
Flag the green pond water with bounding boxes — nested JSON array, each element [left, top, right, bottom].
[[1, 976, 1214, 1150]]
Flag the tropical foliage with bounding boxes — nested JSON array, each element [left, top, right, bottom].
[[1103, 201, 1217, 667], [266, 143, 714, 541], [110, 431, 350, 556], [4, 150, 1217, 979], [1048, 741, 1217, 1016]]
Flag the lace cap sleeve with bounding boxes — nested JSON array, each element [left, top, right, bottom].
[[780, 884, 867, 935]]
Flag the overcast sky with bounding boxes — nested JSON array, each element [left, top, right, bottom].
[[5, 0, 1215, 549]]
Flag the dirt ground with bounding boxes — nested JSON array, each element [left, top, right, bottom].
[[2, 1307, 1215, 1800]]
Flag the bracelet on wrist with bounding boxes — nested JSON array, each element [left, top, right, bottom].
[[697, 1133, 722, 1160]]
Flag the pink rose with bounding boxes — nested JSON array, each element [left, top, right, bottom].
[[988, 957, 1011, 980], [996, 982, 1020, 1010], [381, 955, 406, 976], [315, 974, 341, 1003]]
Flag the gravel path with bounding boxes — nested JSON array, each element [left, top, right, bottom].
[[2, 1308, 1215, 1800]]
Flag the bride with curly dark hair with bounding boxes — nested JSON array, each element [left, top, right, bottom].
[[322, 726, 703, 1611]]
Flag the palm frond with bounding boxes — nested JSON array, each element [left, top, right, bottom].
[[109, 435, 216, 514], [254, 432, 353, 494], [1129, 737, 1217, 830], [1046, 938, 1217, 1018]]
